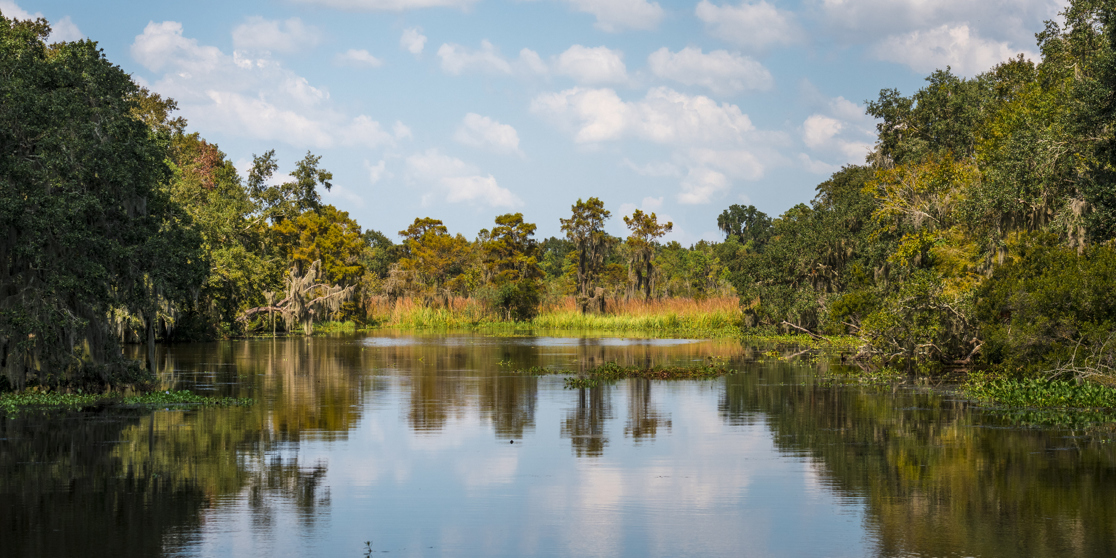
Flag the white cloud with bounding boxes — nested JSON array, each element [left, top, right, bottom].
[[0, 1, 35, 21], [0, 0, 82, 42], [873, 24, 1034, 77], [336, 48, 383, 67], [696, 0, 801, 51], [563, 0, 664, 32], [518, 48, 548, 75], [393, 121, 413, 140], [803, 114, 842, 149], [406, 149, 522, 208], [799, 96, 875, 166], [622, 159, 680, 177], [290, 0, 478, 10], [437, 40, 512, 75], [648, 47, 772, 96], [365, 159, 388, 184], [131, 21, 397, 150], [554, 45, 628, 84], [678, 167, 729, 204], [797, 153, 840, 175], [531, 86, 754, 145], [813, 0, 1061, 46], [400, 27, 427, 55], [454, 113, 523, 155], [49, 16, 83, 42], [232, 17, 320, 53]]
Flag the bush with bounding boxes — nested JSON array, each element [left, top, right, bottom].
[[977, 236, 1116, 375]]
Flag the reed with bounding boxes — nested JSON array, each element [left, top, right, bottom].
[[357, 295, 744, 336]]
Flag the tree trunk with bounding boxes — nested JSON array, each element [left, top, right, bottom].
[[146, 315, 156, 375]]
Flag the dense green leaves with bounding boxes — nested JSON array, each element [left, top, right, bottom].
[[0, 16, 203, 388]]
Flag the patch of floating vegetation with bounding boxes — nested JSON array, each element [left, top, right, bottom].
[[516, 360, 733, 389], [0, 390, 255, 417], [962, 376, 1116, 410]]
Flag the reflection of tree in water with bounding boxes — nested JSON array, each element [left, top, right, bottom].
[[561, 386, 612, 457], [625, 378, 670, 442], [479, 373, 538, 440], [719, 359, 1116, 558], [0, 405, 330, 558]]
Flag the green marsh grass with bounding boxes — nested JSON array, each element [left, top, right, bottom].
[[0, 390, 254, 417], [962, 375, 1116, 410], [520, 360, 733, 389]]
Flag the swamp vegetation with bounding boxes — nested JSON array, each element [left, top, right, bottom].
[[4, 1, 1116, 410]]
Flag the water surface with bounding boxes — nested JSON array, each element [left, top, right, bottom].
[[2, 333, 1114, 557]]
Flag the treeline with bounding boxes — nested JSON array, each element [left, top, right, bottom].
[[718, 1, 1116, 376], [0, 14, 733, 389]]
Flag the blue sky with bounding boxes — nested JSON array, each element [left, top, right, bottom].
[[5, 0, 1065, 242]]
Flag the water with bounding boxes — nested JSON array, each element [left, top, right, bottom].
[[2, 333, 1115, 557]]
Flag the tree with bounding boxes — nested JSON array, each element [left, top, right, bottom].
[[623, 210, 672, 300], [248, 150, 333, 225], [484, 213, 544, 320], [239, 261, 355, 335], [559, 198, 613, 313], [716, 204, 771, 251], [396, 217, 470, 306], [0, 16, 203, 388]]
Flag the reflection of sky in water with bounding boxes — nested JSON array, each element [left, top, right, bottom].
[[361, 337, 419, 347], [179, 336, 870, 558]]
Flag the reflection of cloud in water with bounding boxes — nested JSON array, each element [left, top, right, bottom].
[[361, 337, 419, 347], [422, 336, 700, 348]]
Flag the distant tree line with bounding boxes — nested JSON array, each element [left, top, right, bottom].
[[7, 1, 1115, 390], [0, 11, 733, 390]]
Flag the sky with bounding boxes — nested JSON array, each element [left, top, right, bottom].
[[4, 0, 1067, 243]]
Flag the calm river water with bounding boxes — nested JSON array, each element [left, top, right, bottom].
[[2, 333, 1115, 557]]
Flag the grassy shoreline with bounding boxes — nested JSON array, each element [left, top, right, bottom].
[[0, 390, 254, 417]]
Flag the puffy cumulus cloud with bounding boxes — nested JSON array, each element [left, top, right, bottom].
[[454, 113, 523, 155], [648, 47, 772, 96], [290, 0, 478, 11], [232, 17, 320, 53], [553, 45, 628, 84], [872, 24, 1034, 77], [534, 85, 770, 204], [400, 27, 426, 55], [563, 0, 664, 32], [518, 48, 548, 75], [696, 0, 801, 51], [678, 167, 729, 205], [335, 48, 383, 67], [531, 86, 754, 145], [802, 114, 842, 149], [130, 21, 398, 150], [406, 149, 522, 208], [437, 40, 513, 75], [798, 96, 875, 170], [0, 1, 84, 42], [49, 16, 83, 42]]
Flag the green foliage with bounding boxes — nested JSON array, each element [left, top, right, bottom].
[[483, 213, 543, 321], [0, 16, 204, 388], [623, 209, 672, 299], [977, 236, 1116, 374], [962, 376, 1116, 409], [0, 389, 254, 417], [520, 361, 731, 387], [560, 197, 613, 313]]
